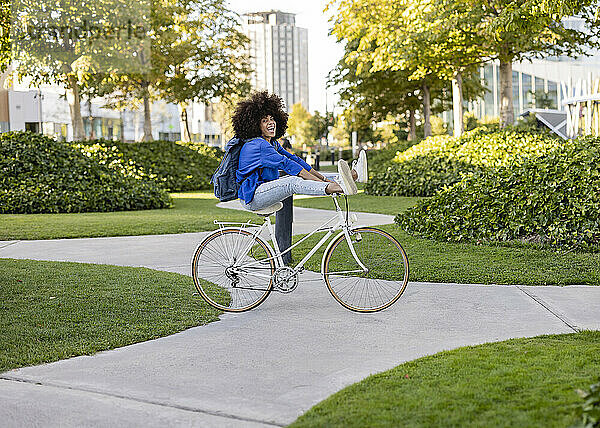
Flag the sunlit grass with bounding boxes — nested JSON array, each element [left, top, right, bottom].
[[0, 191, 256, 240], [292, 331, 600, 428], [0, 258, 221, 371]]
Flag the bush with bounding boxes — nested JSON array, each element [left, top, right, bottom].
[[75, 139, 221, 192], [396, 136, 600, 251], [0, 132, 171, 214], [366, 127, 560, 197], [368, 139, 417, 174]]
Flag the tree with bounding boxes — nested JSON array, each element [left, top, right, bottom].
[[0, 0, 10, 72], [328, 0, 596, 130], [153, 0, 251, 142], [329, 0, 488, 137], [11, 0, 149, 139], [328, 34, 478, 141], [308, 111, 334, 141], [99, 0, 250, 141], [211, 95, 241, 144], [287, 103, 313, 146]]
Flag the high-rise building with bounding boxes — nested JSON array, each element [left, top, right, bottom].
[[241, 10, 309, 112]]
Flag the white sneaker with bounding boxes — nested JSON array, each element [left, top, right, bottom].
[[337, 159, 358, 195], [352, 150, 368, 183]]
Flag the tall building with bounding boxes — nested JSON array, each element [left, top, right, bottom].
[[241, 10, 309, 112]]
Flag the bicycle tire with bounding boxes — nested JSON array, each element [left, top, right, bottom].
[[192, 228, 275, 312], [323, 227, 409, 312]]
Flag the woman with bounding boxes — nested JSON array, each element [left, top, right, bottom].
[[233, 91, 361, 212]]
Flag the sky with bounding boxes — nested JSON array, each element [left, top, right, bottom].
[[226, 0, 344, 114]]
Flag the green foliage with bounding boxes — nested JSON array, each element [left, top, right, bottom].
[[0, 0, 10, 72], [396, 136, 600, 250], [573, 379, 600, 428], [75, 139, 221, 192], [368, 140, 417, 174], [0, 132, 171, 214], [329, 0, 597, 129], [366, 128, 559, 197], [287, 103, 314, 146]]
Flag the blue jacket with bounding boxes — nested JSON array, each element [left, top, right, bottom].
[[236, 137, 311, 203]]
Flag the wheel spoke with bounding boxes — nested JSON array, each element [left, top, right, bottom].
[[324, 228, 408, 312], [192, 229, 274, 312]]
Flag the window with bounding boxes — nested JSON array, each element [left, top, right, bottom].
[[483, 64, 494, 117], [547, 81, 558, 109], [522, 73, 532, 110], [25, 122, 40, 133], [512, 71, 520, 115]]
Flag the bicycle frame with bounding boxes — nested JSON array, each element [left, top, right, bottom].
[[218, 195, 368, 283]]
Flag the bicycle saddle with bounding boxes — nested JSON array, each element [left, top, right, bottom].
[[240, 201, 284, 216]]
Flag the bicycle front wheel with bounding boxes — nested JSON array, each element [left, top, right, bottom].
[[192, 228, 275, 312], [323, 227, 409, 312]]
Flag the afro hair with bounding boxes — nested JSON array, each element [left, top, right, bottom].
[[232, 90, 288, 140]]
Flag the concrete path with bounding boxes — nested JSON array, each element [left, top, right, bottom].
[[1, 204, 599, 427]]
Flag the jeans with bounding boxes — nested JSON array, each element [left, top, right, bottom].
[[242, 175, 329, 211]]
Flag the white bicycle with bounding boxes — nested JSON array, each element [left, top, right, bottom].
[[192, 194, 409, 313]]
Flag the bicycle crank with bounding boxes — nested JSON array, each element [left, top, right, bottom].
[[273, 266, 298, 293]]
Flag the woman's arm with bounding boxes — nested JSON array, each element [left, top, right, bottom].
[[298, 168, 325, 182], [307, 168, 333, 182], [274, 140, 332, 182]]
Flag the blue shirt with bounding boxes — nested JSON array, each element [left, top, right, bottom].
[[236, 137, 312, 203]]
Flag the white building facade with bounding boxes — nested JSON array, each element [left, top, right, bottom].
[[0, 69, 223, 144], [242, 10, 309, 112]]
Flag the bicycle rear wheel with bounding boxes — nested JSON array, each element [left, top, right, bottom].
[[192, 228, 275, 312], [323, 227, 409, 312]]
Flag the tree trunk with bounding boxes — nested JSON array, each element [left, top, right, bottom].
[[88, 97, 95, 140], [422, 83, 432, 138], [407, 109, 417, 141], [65, 73, 85, 141], [142, 82, 153, 141], [120, 109, 125, 142], [499, 60, 514, 128], [178, 103, 192, 142], [452, 72, 464, 138]]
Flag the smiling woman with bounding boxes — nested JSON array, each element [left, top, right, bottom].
[[232, 90, 358, 212]]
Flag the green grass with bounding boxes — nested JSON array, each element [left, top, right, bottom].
[[294, 192, 423, 215], [0, 258, 221, 371], [3, 190, 599, 286], [291, 331, 600, 428], [291, 223, 600, 286], [0, 192, 257, 240], [291, 193, 600, 286], [316, 164, 339, 173]]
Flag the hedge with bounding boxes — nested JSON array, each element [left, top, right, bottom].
[[368, 139, 417, 174], [75, 139, 222, 192], [366, 128, 560, 197], [395, 136, 600, 251], [0, 132, 171, 214]]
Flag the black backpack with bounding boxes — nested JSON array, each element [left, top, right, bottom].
[[211, 137, 245, 202]]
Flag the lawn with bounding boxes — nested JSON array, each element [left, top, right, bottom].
[[294, 192, 423, 215], [3, 191, 599, 286], [0, 258, 220, 371], [291, 331, 600, 428], [291, 223, 600, 286], [0, 192, 257, 240]]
